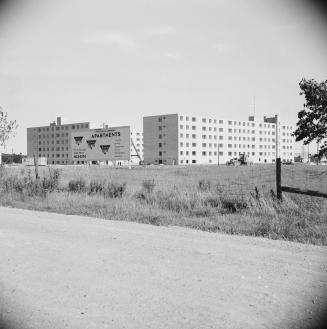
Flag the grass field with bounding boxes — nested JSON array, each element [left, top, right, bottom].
[[1, 164, 326, 245]]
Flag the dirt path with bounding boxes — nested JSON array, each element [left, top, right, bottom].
[[0, 207, 326, 329]]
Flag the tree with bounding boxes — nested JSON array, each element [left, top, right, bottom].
[[293, 78, 327, 159], [0, 107, 18, 164]]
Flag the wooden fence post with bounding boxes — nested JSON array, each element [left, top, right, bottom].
[[34, 155, 39, 180], [276, 157, 282, 200]]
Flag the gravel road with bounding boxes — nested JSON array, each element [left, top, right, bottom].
[[0, 207, 326, 329]]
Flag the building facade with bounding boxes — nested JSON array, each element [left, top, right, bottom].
[[27, 117, 90, 165], [130, 131, 144, 164], [27, 117, 144, 165], [143, 114, 294, 165]]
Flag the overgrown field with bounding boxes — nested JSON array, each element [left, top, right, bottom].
[[1, 164, 326, 245]]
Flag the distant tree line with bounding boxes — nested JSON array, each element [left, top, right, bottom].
[[1, 153, 25, 164]]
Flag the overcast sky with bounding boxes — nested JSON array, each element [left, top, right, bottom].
[[0, 0, 326, 153]]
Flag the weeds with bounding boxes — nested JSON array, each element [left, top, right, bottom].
[[198, 179, 211, 192], [142, 179, 156, 193], [68, 178, 87, 193], [0, 165, 326, 245]]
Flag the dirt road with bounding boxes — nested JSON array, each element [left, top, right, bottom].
[[0, 207, 326, 329]]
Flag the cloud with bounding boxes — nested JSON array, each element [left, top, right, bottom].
[[164, 52, 181, 60], [144, 26, 177, 36], [82, 31, 136, 51], [211, 43, 226, 53]]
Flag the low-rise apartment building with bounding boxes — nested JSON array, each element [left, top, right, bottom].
[[143, 114, 294, 165], [27, 117, 90, 165], [27, 117, 144, 165]]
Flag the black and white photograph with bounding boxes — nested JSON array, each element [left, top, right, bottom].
[[0, 0, 327, 328]]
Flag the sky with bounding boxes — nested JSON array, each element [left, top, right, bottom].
[[0, 0, 327, 154]]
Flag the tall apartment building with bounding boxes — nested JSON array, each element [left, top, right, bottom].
[[130, 131, 144, 164], [143, 114, 295, 165], [27, 117, 90, 165]]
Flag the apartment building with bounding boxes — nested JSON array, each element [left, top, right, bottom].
[[143, 114, 295, 165], [130, 131, 144, 164], [27, 117, 90, 165], [27, 118, 144, 165]]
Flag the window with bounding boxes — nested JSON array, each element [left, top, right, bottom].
[[219, 120, 223, 124], [192, 160, 196, 164], [158, 134, 162, 139], [202, 151, 206, 156], [192, 126, 196, 130], [159, 151, 162, 156], [202, 143, 206, 147], [159, 143, 162, 147], [192, 117, 196, 122], [219, 128, 223, 132], [192, 134, 196, 139], [202, 118, 206, 123], [192, 151, 196, 156], [192, 143, 196, 147], [180, 125, 183, 129], [180, 116, 183, 120], [158, 117, 162, 122]]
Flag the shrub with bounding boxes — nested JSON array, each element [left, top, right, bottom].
[[198, 179, 211, 192], [203, 195, 221, 208], [142, 179, 156, 193], [89, 180, 105, 194], [220, 196, 248, 213], [41, 168, 60, 192], [2, 176, 24, 194], [104, 182, 126, 198], [68, 178, 87, 193]]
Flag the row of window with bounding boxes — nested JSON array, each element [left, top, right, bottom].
[[39, 140, 69, 146], [179, 151, 281, 157], [37, 123, 88, 132], [39, 154, 69, 158], [179, 116, 279, 129], [39, 147, 68, 152], [179, 126, 278, 136], [38, 133, 69, 139]]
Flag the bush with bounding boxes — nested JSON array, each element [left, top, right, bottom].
[[198, 179, 211, 192], [104, 182, 126, 198], [89, 180, 105, 194], [1, 176, 24, 194], [142, 179, 156, 193], [220, 196, 248, 213], [68, 178, 87, 193], [41, 168, 60, 192]]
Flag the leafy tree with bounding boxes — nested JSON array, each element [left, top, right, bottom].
[[0, 107, 18, 151], [293, 78, 327, 158]]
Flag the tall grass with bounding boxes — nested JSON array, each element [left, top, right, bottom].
[[0, 164, 326, 245]]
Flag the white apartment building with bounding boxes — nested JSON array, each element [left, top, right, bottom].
[[130, 131, 144, 164], [143, 114, 294, 165]]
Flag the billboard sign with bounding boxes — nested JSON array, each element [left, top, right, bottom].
[[71, 126, 131, 161]]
